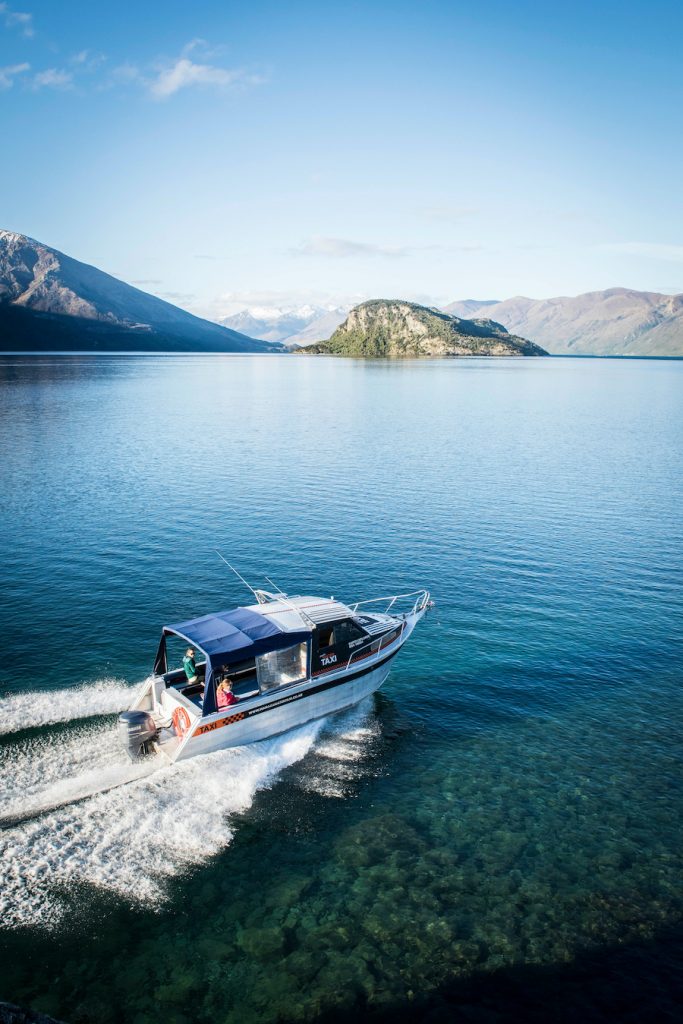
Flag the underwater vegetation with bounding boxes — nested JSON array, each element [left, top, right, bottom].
[[1, 353, 682, 1022], [2, 677, 681, 1024]]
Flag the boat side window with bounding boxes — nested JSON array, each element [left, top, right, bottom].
[[256, 642, 309, 693], [224, 656, 256, 678], [317, 625, 335, 651], [335, 620, 367, 645], [313, 618, 369, 673], [219, 657, 258, 699]]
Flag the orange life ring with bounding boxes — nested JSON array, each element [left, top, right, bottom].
[[172, 706, 192, 738]]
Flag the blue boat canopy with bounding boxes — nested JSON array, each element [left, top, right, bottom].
[[158, 606, 311, 715]]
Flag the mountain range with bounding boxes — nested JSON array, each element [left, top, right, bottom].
[[221, 289, 683, 356], [303, 300, 546, 357], [444, 289, 683, 357], [0, 231, 278, 353], [219, 304, 349, 347], [2, 230, 681, 357]]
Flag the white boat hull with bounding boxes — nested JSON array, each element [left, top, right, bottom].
[[173, 653, 396, 761], [128, 597, 431, 764]]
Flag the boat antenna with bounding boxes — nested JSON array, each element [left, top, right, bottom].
[[215, 551, 260, 600], [265, 576, 287, 595]]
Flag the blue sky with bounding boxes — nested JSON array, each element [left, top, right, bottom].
[[1, 0, 682, 316]]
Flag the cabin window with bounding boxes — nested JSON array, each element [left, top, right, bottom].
[[316, 620, 365, 651], [312, 618, 370, 673], [335, 620, 367, 645], [224, 656, 257, 679], [256, 642, 308, 693], [317, 625, 335, 650]]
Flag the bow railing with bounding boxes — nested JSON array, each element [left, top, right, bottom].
[[344, 590, 432, 670], [349, 589, 431, 619]]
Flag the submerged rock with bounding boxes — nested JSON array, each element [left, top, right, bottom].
[[237, 925, 286, 960], [0, 1003, 66, 1024]]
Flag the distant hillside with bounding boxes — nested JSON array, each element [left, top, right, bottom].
[[444, 289, 683, 356], [0, 230, 279, 353], [302, 300, 547, 357], [286, 308, 349, 347], [444, 298, 500, 319], [219, 304, 349, 346]]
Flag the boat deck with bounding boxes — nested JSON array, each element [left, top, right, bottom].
[[155, 730, 181, 761]]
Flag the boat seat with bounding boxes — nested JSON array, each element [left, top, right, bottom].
[[235, 686, 259, 700], [181, 684, 204, 708], [182, 683, 203, 697], [232, 677, 259, 699], [159, 686, 201, 717]]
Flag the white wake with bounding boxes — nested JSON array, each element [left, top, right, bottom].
[[0, 678, 141, 736], [0, 718, 326, 928], [0, 687, 380, 929], [0, 723, 159, 826], [290, 705, 382, 799]]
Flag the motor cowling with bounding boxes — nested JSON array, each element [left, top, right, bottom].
[[118, 710, 158, 760]]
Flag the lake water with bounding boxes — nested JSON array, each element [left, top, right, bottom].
[[0, 353, 682, 1023]]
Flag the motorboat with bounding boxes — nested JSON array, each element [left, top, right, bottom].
[[119, 587, 433, 762]]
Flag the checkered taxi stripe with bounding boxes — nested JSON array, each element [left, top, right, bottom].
[[191, 628, 404, 740], [195, 711, 245, 737]]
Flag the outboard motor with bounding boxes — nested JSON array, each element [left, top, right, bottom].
[[118, 710, 158, 760]]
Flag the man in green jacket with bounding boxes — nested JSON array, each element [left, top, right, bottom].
[[183, 647, 198, 684]]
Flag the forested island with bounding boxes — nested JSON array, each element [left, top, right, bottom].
[[301, 299, 547, 357]]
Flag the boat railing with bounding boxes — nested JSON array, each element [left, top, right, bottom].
[[349, 589, 431, 619], [343, 624, 401, 671], [344, 590, 431, 671]]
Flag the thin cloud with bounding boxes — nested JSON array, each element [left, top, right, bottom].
[[32, 67, 73, 90], [149, 56, 263, 99], [27, 53, 107, 92], [418, 204, 478, 222], [219, 288, 363, 307], [0, 3, 33, 38], [442, 243, 483, 252], [181, 38, 228, 60], [0, 60, 29, 88], [107, 62, 143, 86], [69, 49, 107, 72], [295, 236, 409, 259], [154, 290, 197, 303], [599, 242, 683, 263], [293, 236, 481, 259], [4, 38, 261, 101], [198, 288, 364, 321]]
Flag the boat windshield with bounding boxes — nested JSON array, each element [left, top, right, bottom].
[[256, 642, 308, 693]]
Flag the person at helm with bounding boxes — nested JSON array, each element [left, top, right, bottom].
[[183, 647, 198, 684]]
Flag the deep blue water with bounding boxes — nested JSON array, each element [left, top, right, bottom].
[[0, 353, 682, 1023]]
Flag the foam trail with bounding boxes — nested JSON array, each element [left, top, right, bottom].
[[0, 717, 326, 929], [0, 678, 142, 735], [293, 699, 382, 798], [0, 724, 159, 827]]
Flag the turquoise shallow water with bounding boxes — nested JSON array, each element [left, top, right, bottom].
[[0, 353, 682, 1022]]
